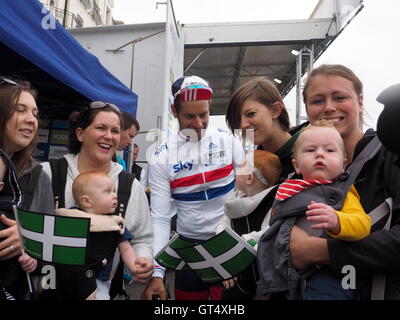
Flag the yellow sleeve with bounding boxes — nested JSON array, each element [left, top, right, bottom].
[[326, 185, 371, 241]]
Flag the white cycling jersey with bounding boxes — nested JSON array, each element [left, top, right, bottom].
[[149, 128, 245, 278]]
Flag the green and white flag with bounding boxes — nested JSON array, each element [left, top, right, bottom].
[[155, 233, 194, 270], [14, 206, 90, 265], [175, 227, 256, 283]]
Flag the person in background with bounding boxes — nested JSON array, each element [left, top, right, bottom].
[[131, 143, 147, 189], [0, 77, 54, 300], [223, 78, 301, 300], [116, 111, 140, 170], [376, 83, 400, 161], [226, 77, 300, 181], [216, 150, 282, 300]]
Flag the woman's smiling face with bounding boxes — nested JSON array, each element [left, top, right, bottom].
[[4, 91, 38, 156], [305, 74, 364, 139], [76, 111, 121, 164], [240, 99, 278, 146]]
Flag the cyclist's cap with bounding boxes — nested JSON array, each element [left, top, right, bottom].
[[172, 76, 213, 101]]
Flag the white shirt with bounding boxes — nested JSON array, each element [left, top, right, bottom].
[[148, 128, 244, 278]]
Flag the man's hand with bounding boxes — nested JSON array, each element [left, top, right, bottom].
[[306, 201, 340, 235], [223, 277, 237, 289], [0, 215, 21, 260], [142, 277, 167, 300]]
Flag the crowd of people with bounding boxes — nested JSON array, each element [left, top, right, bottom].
[[0, 62, 399, 301]]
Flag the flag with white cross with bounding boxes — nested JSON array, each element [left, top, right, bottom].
[[174, 227, 256, 283], [155, 233, 194, 270], [14, 206, 90, 265]]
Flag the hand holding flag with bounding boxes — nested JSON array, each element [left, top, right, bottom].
[[18, 253, 37, 273], [0, 214, 21, 260]]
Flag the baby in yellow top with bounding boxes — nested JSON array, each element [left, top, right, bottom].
[[277, 119, 371, 300], [289, 120, 371, 242]]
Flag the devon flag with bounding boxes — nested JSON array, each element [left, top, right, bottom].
[[155, 233, 194, 270], [156, 228, 256, 283], [14, 206, 90, 265]]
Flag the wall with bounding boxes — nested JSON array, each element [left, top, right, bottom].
[[70, 23, 170, 164]]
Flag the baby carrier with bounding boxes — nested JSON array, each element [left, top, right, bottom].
[[256, 136, 382, 299], [40, 157, 135, 300]]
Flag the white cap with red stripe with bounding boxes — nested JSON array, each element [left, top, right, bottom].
[[171, 76, 213, 101]]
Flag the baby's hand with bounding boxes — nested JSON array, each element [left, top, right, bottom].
[[305, 201, 340, 235], [132, 257, 153, 283], [18, 253, 37, 273]]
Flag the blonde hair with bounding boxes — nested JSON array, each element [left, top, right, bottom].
[[292, 120, 346, 159], [253, 150, 282, 187], [72, 171, 110, 204]]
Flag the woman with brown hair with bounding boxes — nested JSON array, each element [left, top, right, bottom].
[[288, 64, 400, 299], [226, 77, 299, 179], [223, 77, 300, 299], [0, 77, 54, 299], [41, 102, 153, 299]]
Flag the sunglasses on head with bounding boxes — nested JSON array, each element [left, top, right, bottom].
[[89, 101, 121, 114], [0, 78, 18, 86]]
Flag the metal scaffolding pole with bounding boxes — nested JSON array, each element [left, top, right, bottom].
[[295, 44, 314, 125]]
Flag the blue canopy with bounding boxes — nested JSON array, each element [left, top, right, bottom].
[[0, 0, 138, 116]]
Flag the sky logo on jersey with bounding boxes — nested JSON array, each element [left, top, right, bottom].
[[173, 161, 194, 173]]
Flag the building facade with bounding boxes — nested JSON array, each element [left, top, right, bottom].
[[39, 0, 118, 28]]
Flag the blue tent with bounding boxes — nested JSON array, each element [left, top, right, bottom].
[[0, 0, 138, 116]]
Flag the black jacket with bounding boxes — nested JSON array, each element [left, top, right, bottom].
[[0, 149, 25, 300], [328, 129, 400, 299]]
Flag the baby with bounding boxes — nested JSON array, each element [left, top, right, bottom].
[[216, 150, 282, 299], [288, 121, 370, 240], [266, 120, 371, 300], [63, 171, 140, 300]]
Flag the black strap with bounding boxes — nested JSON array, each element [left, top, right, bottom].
[[131, 163, 142, 181], [49, 157, 68, 209], [116, 170, 134, 218], [48, 157, 134, 213], [337, 135, 382, 195]]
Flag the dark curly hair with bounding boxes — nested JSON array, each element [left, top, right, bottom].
[[68, 106, 122, 154]]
